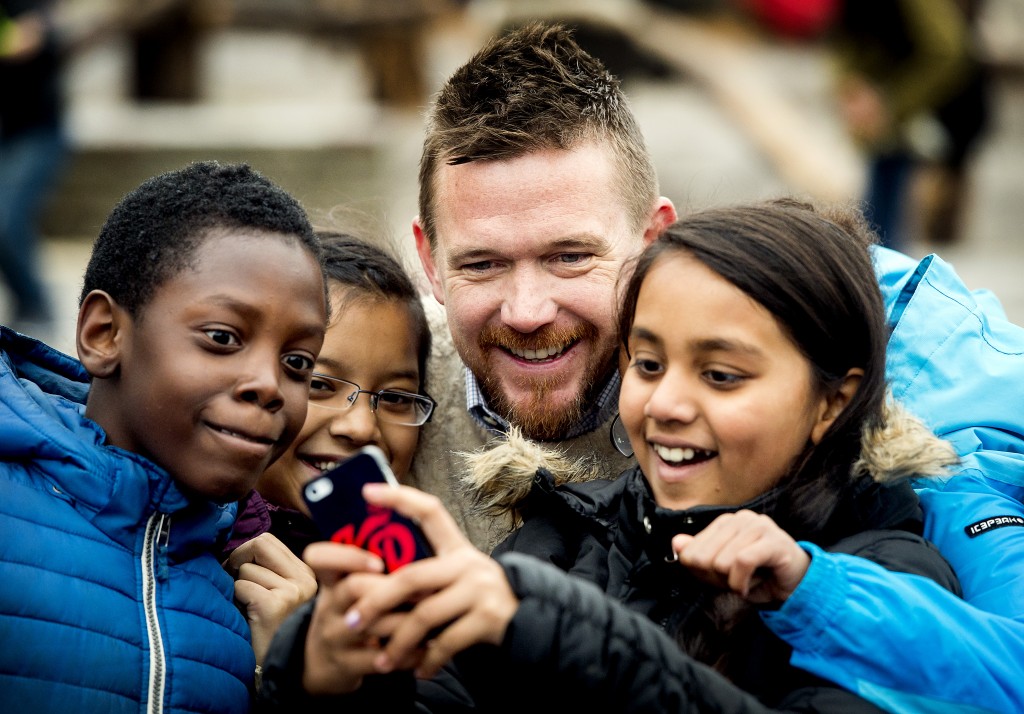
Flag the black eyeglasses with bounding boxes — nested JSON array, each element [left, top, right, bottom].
[[308, 373, 436, 427]]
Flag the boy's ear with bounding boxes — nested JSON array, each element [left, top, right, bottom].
[[77, 290, 128, 379]]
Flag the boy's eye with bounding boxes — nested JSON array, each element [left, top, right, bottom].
[[204, 329, 239, 346], [283, 354, 314, 374]]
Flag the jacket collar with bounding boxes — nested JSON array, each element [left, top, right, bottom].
[[620, 468, 783, 564], [548, 463, 922, 565], [1, 327, 237, 551]]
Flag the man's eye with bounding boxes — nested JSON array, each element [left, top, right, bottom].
[[557, 253, 589, 265], [204, 329, 239, 346], [463, 260, 494, 273]]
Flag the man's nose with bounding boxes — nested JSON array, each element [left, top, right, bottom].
[[499, 268, 558, 332]]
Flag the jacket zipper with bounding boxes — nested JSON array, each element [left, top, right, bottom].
[[143, 512, 171, 714]]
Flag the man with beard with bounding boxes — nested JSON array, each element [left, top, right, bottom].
[[406, 22, 676, 550]]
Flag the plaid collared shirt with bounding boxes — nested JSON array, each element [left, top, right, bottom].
[[464, 367, 620, 440]]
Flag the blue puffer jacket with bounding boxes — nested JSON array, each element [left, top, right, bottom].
[[762, 247, 1024, 714], [0, 327, 254, 714]]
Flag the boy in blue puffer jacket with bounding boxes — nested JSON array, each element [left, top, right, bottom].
[[0, 160, 329, 714]]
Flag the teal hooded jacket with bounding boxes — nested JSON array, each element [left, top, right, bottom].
[[764, 246, 1024, 714]]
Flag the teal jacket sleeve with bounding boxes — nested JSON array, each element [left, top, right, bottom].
[[918, 460, 1024, 619], [762, 544, 1021, 714]]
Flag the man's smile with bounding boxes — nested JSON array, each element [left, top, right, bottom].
[[505, 340, 574, 362]]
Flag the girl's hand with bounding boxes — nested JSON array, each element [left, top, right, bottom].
[[338, 484, 520, 679], [672, 510, 810, 605], [301, 541, 390, 694], [226, 532, 319, 665]]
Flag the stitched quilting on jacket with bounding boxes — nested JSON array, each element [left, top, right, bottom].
[[0, 327, 254, 714]]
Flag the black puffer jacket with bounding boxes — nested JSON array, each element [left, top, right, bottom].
[[483, 466, 957, 712], [260, 404, 959, 713]]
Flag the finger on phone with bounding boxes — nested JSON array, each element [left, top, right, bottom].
[[361, 483, 467, 555], [304, 541, 385, 586]]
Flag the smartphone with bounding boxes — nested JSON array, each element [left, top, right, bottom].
[[303, 445, 433, 572]]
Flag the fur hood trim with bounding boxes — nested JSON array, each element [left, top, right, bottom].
[[458, 398, 958, 532], [853, 398, 959, 482]]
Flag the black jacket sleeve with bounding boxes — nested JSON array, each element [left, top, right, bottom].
[[494, 552, 889, 714], [256, 599, 417, 713], [257, 553, 894, 713]]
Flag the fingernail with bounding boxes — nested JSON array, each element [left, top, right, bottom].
[[344, 609, 361, 629], [374, 653, 393, 673]]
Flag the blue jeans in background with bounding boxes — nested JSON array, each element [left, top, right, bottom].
[[863, 151, 914, 252], [0, 126, 67, 329]]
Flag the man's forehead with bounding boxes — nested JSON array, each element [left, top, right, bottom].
[[434, 143, 625, 205], [431, 150, 638, 252]]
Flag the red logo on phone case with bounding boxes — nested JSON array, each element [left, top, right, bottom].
[[329, 505, 420, 571]]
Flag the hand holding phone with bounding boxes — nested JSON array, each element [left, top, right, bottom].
[[303, 446, 433, 572]]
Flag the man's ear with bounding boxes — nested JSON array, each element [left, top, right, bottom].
[[77, 290, 127, 379], [413, 216, 445, 306], [642, 197, 678, 247], [810, 368, 864, 445]]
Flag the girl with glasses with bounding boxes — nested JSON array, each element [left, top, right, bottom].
[[223, 227, 434, 667]]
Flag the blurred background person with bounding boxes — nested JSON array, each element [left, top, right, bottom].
[[829, 0, 990, 250], [743, 0, 990, 251], [0, 0, 66, 339], [915, 0, 992, 247], [821, 0, 988, 250]]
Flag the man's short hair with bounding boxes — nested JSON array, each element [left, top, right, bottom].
[[80, 161, 320, 317], [417, 21, 659, 247]]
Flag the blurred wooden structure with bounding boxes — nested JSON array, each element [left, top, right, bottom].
[[71, 0, 459, 106]]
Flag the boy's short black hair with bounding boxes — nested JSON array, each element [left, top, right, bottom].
[[80, 161, 321, 316]]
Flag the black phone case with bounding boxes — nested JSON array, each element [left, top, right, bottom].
[[303, 447, 432, 572]]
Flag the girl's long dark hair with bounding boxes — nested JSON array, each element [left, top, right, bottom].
[[618, 198, 886, 673]]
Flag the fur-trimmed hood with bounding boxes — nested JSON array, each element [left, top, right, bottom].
[[458, 398, 959, 535]]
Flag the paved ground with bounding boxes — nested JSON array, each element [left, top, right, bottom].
[[6, 6, 1024, 356]]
